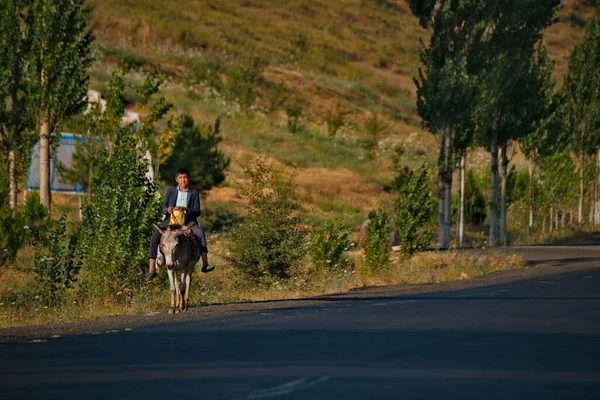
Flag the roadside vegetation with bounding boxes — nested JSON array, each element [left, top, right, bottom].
[[0, 0, 598, 328]]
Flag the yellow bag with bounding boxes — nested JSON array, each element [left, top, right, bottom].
[[169, 209, 185, 226]]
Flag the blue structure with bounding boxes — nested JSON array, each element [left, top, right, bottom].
[[26, 133, 86, 195]]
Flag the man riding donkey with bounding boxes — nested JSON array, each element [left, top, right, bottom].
[[147, 167, 215, 281]]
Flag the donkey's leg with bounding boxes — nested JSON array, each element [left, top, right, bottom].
[[183, 266, 192, 311], [174, 272, 183, 313], [167, 268, 176, 314], [179, 271, 187, 311]]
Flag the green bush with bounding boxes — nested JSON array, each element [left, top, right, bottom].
[[309, 219, 350, 271], [464, 170, 487, 226], [160, 114, 230, 193], [202, 206, 243, 233], [30, 216, 78, 307], [393, 163, 434, 257], [0, 207, 26, 266], [77, 131, 162, 298], [224, 56, 266, 113], [285, 96, 303, 134], [387, 145, 414, 193], [228, 158, 308, 286], [21, 192, 52, 244], [325, 103, 352, 137], [364, 207, 390, 274], [75, 65, 167, 299], [0, 193, 50, 266], [193, 54, 265, 113]]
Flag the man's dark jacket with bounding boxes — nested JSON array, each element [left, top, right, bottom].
[[161, 187, 201, 226]]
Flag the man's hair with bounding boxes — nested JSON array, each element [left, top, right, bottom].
[[175, 168, 190, 177]]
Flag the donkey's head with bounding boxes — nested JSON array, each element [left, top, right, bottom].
[[154, 223, 190, 269]]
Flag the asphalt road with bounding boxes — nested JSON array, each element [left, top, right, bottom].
[[1, 247, 599, 399]]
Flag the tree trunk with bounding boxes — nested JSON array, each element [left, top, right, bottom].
[[570, 210, 573, 225], [489, 114, 499, 246], [78, 194, 83, 221], [578, 151, 585, 224], [456, 154, 466, 247], [39, 120, 51, 213], [549, 207, 553, 233], [437, 128, 446, 249], [443, 128, 453, 249], [455, 158, 462, 247], [528, 158, 534, 237], [9, 149, 17, 211], [500, 142, 508, 246], [588, 188, 594, 225], [437, 125, 451, 249], [596, 150, 600, 225], [543, 215, 546, 234]]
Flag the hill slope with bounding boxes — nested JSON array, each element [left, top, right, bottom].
[[85, 0, 596, 225]]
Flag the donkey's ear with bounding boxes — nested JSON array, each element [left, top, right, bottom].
[[174, 225, 189, 235], [153, 223, 166, 233]]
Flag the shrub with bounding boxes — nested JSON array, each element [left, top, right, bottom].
[[309, 219, 350, 271], [75, 65, 167, 299], [30, 216, 78, 307], [325, 102, 352, 137], [393, 163, 434, 257], [285, 96, 303, 133], [387, 145, 414, 193], [0, 193, 50, 266], [228, 158, 308, 286], [223, 56, 266, 113], [363, 111, 388, 139], [193, 54, 266, 113], [21, 192, 52, 244], [464, 170, 487, 226], [160, 114, 230, 193], [202, 206, 243, 233], [0, 207, 26, 266], [77, 131, 162, 298], [364, 207, 390, 274]]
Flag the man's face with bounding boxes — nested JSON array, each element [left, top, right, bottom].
[[176, 173, 189, 189]]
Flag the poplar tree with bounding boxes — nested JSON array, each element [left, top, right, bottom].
[[0, 0, 35, 211], [497, 45, 555, 244], [519, 67, 562, 237], [27, 0, 93, 213], [406, 0, 481, 249], [473, 0, 558, 245], [563, 8, 600, 225]]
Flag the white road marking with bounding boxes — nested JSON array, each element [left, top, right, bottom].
[[230, 377, 330, 400]]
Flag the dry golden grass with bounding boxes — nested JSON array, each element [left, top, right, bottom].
[[0, 231, 527, 329], [544, 0, 596, 84], [361, 250, 527, 287], [295, 167, 389, 216]]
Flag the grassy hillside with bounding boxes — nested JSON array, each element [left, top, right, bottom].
[[84, 0, 595, 227]]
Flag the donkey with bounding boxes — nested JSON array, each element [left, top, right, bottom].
[[153, 223, 200, 313]]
